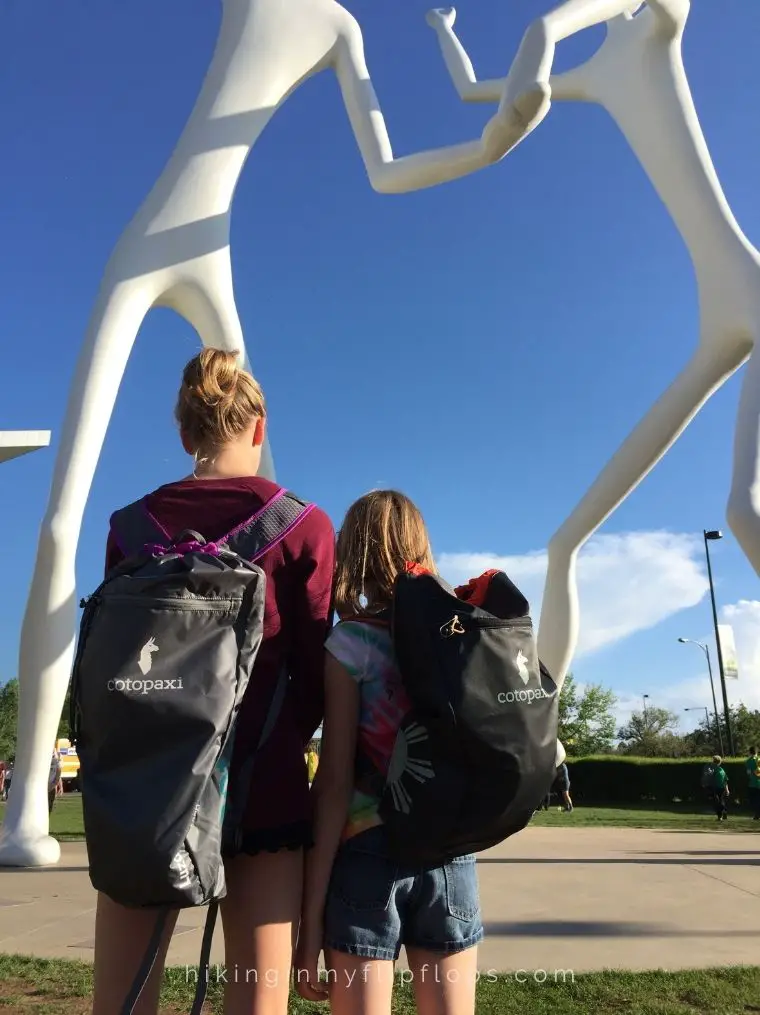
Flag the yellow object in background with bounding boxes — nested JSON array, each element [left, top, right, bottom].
[[307, 750, 319, 783], [55, 738, 80, 789]]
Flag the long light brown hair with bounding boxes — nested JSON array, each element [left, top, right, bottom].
[[334, 490, 436, 618]]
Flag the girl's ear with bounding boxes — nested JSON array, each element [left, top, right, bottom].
[[180, 430, 194, 457], [253, 417, 266, 448]]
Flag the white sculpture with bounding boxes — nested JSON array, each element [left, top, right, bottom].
[[0, 432, 51, 465], [428, 0, 760, 690], [0, 0, 544, 867]]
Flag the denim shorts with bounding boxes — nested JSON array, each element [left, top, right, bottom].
[[324, 826, 484, 961]]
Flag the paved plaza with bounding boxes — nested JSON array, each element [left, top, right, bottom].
[[0, 827, 757, 975]]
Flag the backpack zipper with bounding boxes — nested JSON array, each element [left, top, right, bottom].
[[102, 596, 241, 609], [440, 614, 532, 638], [70, 593, 103, 744]]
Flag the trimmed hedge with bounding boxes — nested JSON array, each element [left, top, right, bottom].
[[566, 756, 754, 807]]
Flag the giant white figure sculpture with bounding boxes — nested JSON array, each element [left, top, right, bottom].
[[427, 0, 760, 690], [0, 0, 546, 866]]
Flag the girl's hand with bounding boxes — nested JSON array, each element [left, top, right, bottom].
[[295, 923, 328, 1002]]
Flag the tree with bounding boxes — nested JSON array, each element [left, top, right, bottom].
[[0, 678, 72, 763], [686, 704, 760, 757], [58, 685, 72, 741], [617, 706, 681, 757], [727, 705, 760, 756], [559, 674, 617, 756], [557, 674, 579, 745], [0, 679, 19, 761], [683, 716, 722, 757]]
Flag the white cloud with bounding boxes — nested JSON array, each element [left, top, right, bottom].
[[597, 600, 760, 729], [438, 530, 708, 657]]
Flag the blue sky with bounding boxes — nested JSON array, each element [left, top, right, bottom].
[[2, 0, 759, 728]]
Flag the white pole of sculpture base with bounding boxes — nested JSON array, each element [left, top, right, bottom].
[[0, 0, 544, 867]]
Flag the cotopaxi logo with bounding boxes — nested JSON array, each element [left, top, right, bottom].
[[107, 678, 183, 694], [498, 687, 553, 704]]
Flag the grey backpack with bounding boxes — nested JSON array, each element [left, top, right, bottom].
[[69, 488, 313, 1015], [701, 763, 717, 789]]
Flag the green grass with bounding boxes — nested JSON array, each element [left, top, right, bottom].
[[531, 803, 760, 832], [0, 956, 759, 1014], [0, 794, 84, 841], [1, 796, 757, 843]]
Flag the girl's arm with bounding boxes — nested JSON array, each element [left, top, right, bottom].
[[297, 651, 360, 1001], [287, 507, 336, 744]]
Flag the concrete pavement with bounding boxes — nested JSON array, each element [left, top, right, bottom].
[[0, 827, 757, 975]]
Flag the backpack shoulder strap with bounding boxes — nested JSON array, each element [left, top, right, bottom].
[[109, 498, 169, 558], [221, 488, 314, 563]]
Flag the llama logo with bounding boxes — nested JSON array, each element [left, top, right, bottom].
[[516, 649, 530, 685], [137, 637, 159, 676]]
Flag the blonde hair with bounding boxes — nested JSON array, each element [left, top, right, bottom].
[[334, 490, 436, 618], [175, 349, 266, 461]]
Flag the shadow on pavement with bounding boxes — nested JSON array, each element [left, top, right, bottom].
[[483, 920, 760, 938], [478, 856, 759, 866]]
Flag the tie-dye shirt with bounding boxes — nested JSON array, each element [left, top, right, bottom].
[[325, 620, 411, 841]]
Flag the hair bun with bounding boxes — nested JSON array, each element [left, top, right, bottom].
[[175, 348, 266, 454], [192, 348, 239, 406]]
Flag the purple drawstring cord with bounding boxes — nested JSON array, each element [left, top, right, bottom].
[[144, 540, 222, 558]]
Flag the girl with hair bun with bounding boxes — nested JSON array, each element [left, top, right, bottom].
[[93, 348, 335, 1015]]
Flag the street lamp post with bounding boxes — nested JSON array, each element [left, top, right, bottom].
[[684, 706, 710, 727], [678, 638, 725, 755], [703, 530, 735, 755], [642, 694, 649, 715]]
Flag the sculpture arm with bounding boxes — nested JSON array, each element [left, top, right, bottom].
[[425, 8, 504, 104], [334, 14, 506, 195], [424, 1, 688, 112]]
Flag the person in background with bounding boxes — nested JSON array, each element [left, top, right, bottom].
[[708, 755, 730, 821], [745, 746, 759, 820], [0, 760, 6, 801], [555, 761, 573, 812], [48, 747, 63, 813]]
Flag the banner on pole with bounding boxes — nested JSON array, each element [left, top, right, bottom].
[[718, 624, 739, 680]]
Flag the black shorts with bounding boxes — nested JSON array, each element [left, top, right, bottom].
[[233, 820, 313, 857]]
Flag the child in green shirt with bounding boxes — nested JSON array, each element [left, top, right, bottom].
[[704, 756, 729, 821]]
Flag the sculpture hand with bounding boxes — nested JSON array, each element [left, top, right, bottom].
[[481, 80, 551, 162], [425, 7, 456, 30], [480, 19, 553, 161]]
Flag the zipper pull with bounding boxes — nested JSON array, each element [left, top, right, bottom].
[[440, 614, 466, 638]]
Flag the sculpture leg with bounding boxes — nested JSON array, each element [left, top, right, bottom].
[[727, 342, 760, 572], [0, 244, 260, 866], [0, 280, 153, 866], [538, 342, 749, 688]]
